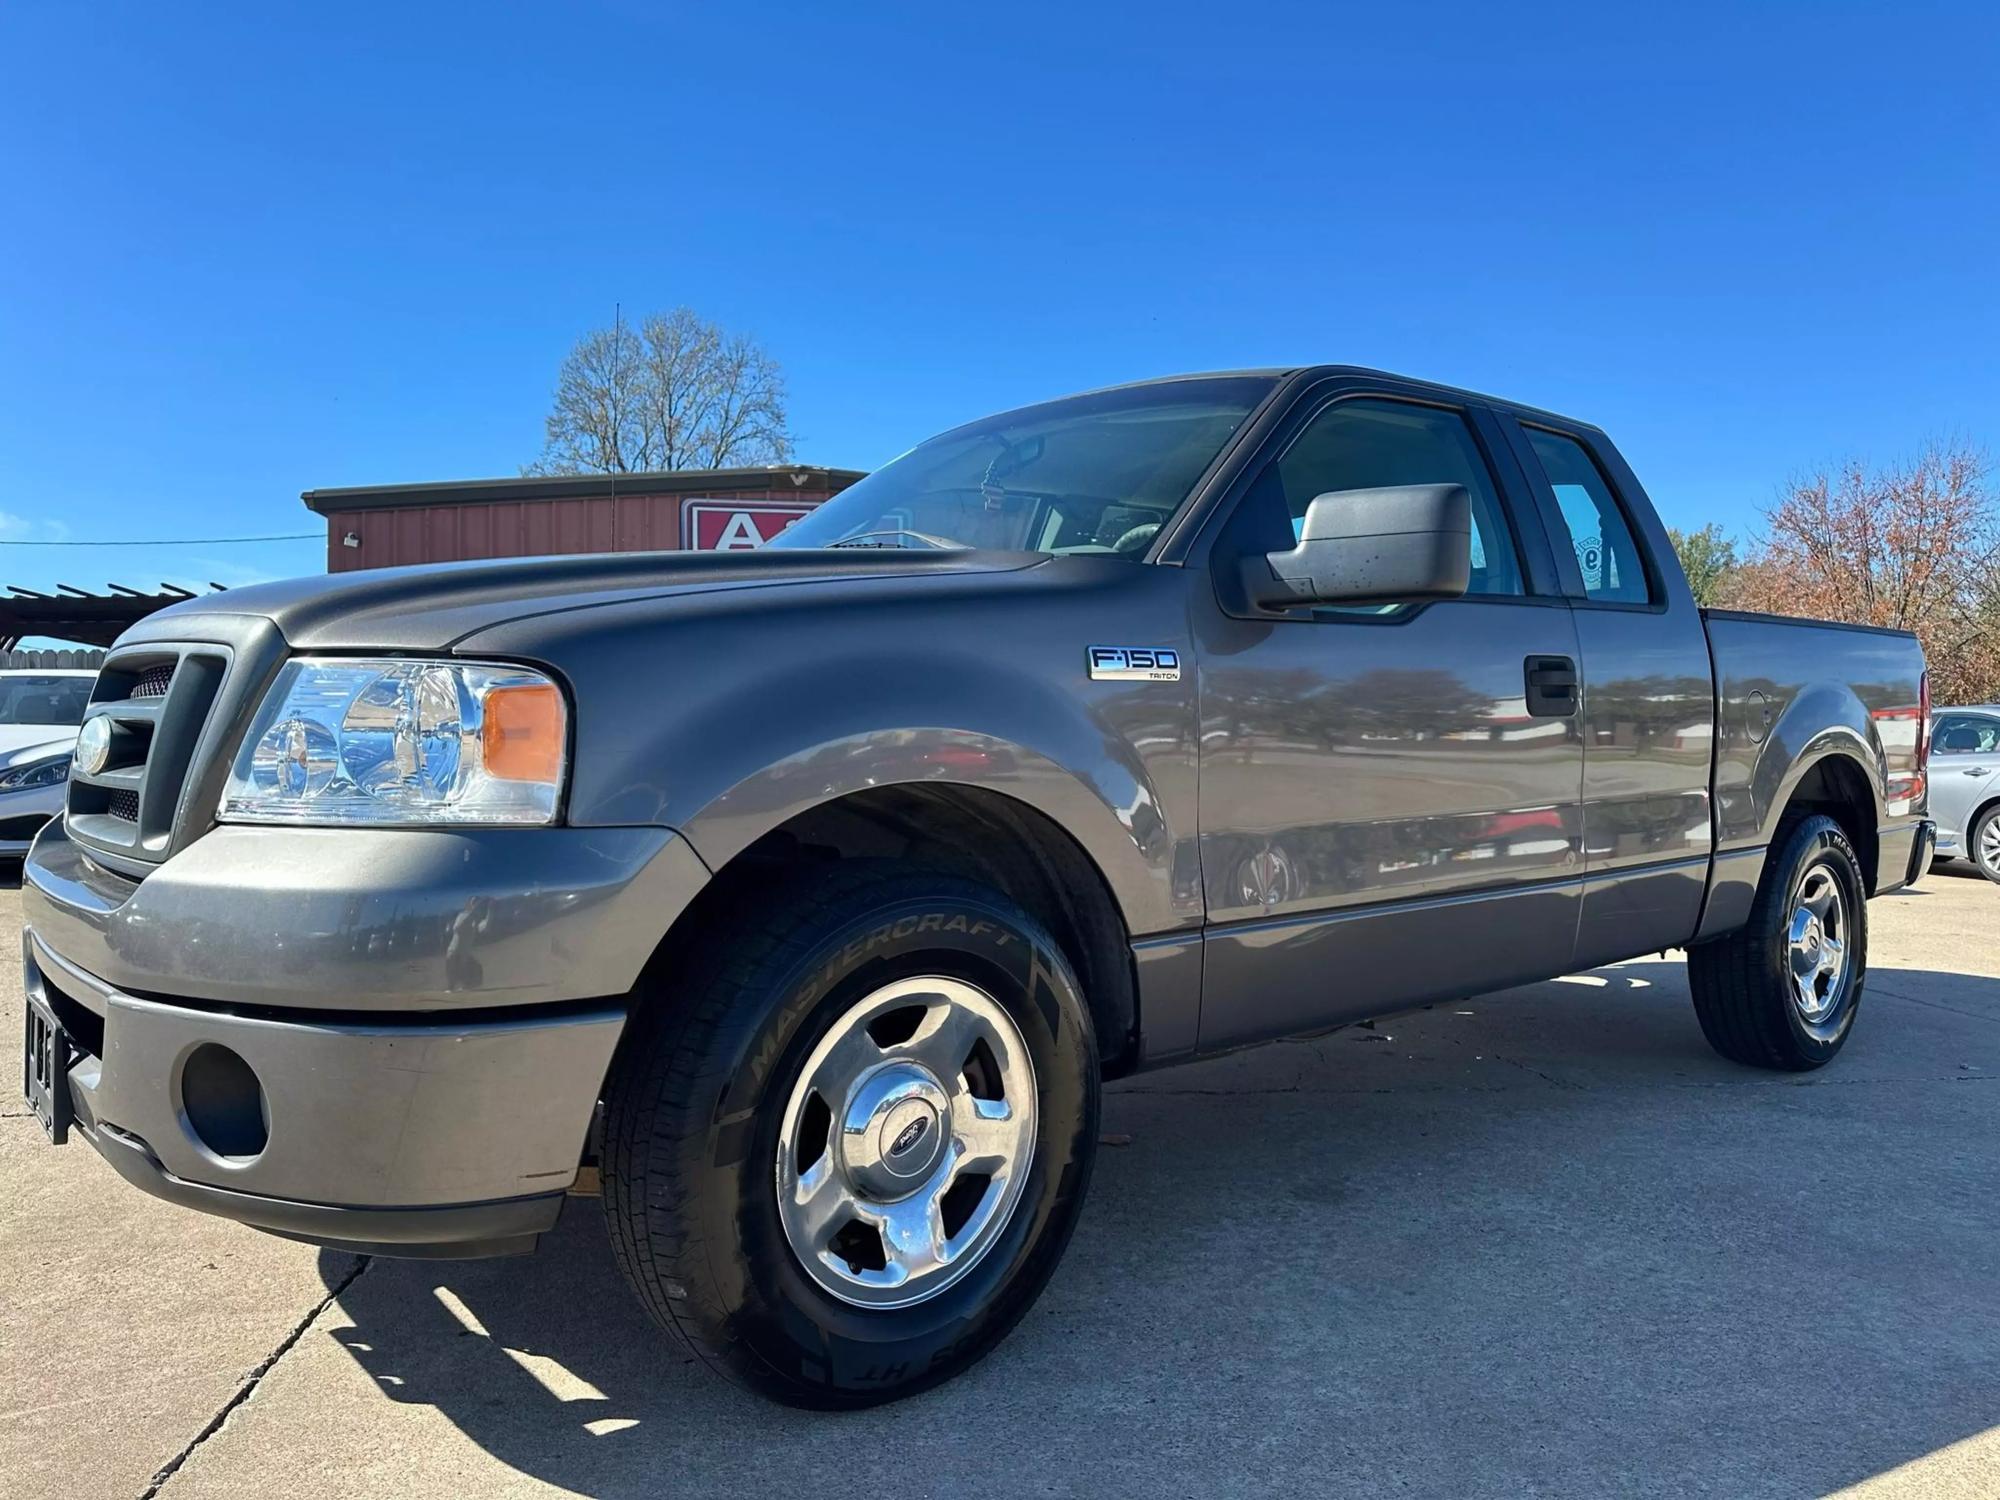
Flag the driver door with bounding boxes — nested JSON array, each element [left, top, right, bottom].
[[1191, 389, 1586, 1052]]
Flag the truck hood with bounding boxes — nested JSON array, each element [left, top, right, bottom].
[[122, 548, 1044, 653]]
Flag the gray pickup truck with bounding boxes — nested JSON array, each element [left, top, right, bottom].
[[22, 367, 1934, 1407]]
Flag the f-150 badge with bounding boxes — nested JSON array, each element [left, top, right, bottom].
[[1087, 646, 1181, 682]]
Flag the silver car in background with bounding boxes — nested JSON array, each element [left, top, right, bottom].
[[0, 670, 95, 857], [1930, 706, 2000, 882]]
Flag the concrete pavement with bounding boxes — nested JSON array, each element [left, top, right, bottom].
[[5, 867, 1998, 1498]]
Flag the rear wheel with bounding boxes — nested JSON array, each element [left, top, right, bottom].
[[601, 866, 1099, 1407], [1971, 805, 2000, 884], [1688, 814, 1868, 1071]]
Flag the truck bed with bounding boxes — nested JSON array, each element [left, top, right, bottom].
[[1701, 606, 1928, 878]]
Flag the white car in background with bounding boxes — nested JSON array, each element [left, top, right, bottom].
[[1929, 706, 2000, 883], [0, 670, 96, 858]]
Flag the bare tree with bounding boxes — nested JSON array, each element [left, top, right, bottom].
[[530, 319, 650, 474], [1721, 441, 2000, 702], [530, 307, 793, 475]]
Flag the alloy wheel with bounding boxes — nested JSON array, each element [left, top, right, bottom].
[[774, 976, 1037, 1309]]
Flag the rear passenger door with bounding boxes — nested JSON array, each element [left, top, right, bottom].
[[1497, 416, 1717, 964], [1190, 382, 1586, 1052]]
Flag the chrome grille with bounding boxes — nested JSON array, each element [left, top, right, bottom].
[[65, 644, 232, 873]]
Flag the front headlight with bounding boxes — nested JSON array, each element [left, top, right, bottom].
[[219, 658, 568, 827], [0, 754, 70, 793]]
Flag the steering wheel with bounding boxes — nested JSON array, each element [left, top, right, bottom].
[[1111, 523, 1160, 555]]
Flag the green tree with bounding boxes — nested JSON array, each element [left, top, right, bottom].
[[1668, 523, 1740, 606]]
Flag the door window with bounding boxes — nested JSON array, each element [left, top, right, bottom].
[[1934, 716, 2000, 755], [1522, 427, 1652, 604], [1256, 399, 1525, 597]]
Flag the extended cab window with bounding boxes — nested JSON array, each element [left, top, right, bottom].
[[1256, 399, 1523, 597], [1523, 427, 1652, 604]]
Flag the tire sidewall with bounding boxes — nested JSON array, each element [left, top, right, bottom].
[[1973, 808, 2000, 884], [1767, 818, 1868, 1060], [689, 884, 1098, 1404]]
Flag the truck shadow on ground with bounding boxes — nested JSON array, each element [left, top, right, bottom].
[[315, 953, 2000, 1499]]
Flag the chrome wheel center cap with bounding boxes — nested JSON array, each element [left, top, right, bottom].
[[840, 1065, 948, 1200]]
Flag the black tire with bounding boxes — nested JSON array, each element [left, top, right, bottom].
[[601, 865, 1099, 1408], [1688, 813, 1868, 1071], [1971, 805, 2000, 885]]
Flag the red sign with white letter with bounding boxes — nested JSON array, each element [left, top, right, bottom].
[[680, 499, 822, 551]]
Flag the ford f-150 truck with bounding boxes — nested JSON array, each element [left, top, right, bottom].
[[21, 367, 1934, 1407]]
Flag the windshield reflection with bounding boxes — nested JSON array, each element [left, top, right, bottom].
[[772, 376, 1276, 558]]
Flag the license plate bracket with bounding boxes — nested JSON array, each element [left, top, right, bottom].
[[23, 990, 73, 1145]]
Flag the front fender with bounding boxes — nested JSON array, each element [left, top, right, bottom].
[[681, 717, 1186, 936], [458, 561, 1203, 938]]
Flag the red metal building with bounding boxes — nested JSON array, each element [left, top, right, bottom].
[[302, 466, 867, 574]]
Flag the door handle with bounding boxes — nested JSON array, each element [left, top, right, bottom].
[[1525, 655, 1578, 717]]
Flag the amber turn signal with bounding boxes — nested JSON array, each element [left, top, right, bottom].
[[482, 682, 566, 784]]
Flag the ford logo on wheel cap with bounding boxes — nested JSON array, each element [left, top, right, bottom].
[[888, 1116, 930, 1158], [74, 716, 113, 777]]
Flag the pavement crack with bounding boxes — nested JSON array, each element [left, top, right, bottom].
[[1486, 1052, 1573, 1088], [138, 1255, 372, 1499]]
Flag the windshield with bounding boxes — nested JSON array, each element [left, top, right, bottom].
[[771, 376, 1277, 557], [0, 675, 93, 727]]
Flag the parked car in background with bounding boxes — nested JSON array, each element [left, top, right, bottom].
[[0, 670, 95, 857], [1929, 706, 2000, 882]]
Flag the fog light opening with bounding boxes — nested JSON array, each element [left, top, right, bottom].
[[179, 1043, 269, 1160]]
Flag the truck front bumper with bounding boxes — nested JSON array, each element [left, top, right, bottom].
[[21, 817, 710, 1257]]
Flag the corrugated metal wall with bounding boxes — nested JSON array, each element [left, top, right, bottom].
[[324, 486, 848, 572]]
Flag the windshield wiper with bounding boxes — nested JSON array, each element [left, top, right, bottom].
[[827, 529, 964, 551]]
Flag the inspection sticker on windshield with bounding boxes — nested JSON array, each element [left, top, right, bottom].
[[1087, 646, 1181, 682]]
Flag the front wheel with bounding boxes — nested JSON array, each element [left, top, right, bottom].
[[1688, 814, 1868, 1071], [601, 867, 1099, 1407]]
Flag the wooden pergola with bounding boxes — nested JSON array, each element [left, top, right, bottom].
[[0, 583, 227, 651]]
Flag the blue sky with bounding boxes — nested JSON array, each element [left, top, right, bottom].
[[2, 1, 1995, 617]]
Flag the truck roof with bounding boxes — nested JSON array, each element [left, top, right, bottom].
[[1073, 366, 1607, 437]]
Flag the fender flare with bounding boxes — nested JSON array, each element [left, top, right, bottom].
[[1750, 683, 1888, 848], [675, 724, 1189, 939]]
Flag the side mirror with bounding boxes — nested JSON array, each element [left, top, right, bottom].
[[1247, 484, 1472, 608]]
